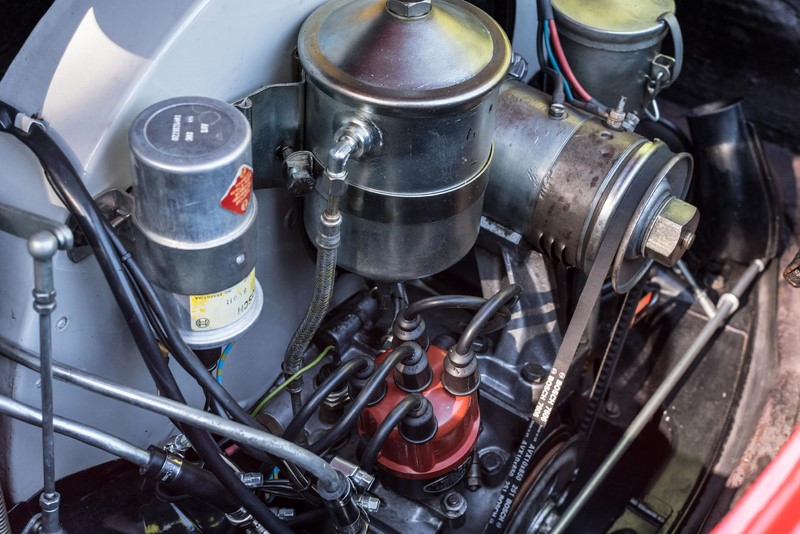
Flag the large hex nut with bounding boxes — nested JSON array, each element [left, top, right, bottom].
[[642, 197, 700, 267], [386, 0, 432, 18]]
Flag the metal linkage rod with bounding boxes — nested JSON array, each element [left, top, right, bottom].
[[27, 232, 64, 534], [0, 394, 150, 466], [0, 339, 342, 493], [552, 258, 766, 534]]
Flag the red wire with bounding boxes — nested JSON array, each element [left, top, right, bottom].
[[548, 20, 593, 102]]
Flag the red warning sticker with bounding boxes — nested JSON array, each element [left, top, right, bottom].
[[220, 165, 253, 215]]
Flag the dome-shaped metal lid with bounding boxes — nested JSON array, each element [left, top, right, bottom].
[[553, 0, 674, 40], [298, 0, 511, 111]]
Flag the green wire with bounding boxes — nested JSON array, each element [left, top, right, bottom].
[[250, 345, 334, 416]]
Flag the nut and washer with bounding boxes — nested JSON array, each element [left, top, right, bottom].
[[642, 196, 700, 267], [386, 0, 432, 18]]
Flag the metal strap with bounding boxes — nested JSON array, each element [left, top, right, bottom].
[[484, 169, 654, 534]]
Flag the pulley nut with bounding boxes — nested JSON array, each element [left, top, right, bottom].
[[386, 0, 432, 18], [642, 196, 700, 267]]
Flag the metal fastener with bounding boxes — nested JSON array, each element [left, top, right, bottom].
[[642, 196, 700, 267], [386, 0, 432, 18], [521, 362, 547, 383]]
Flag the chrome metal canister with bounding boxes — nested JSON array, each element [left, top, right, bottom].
[[298, 0, 511, 282], [551, 0, 682, 115], [129, 96, 263, 348]]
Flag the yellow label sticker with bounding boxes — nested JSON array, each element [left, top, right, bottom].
[[189, 269, 256, 331]]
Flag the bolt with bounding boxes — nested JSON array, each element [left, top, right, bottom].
[[386, 0, 432, 18], [642, 196, 700, 267], [604, 96, 628, 131], [479, 449, 505, 476], [521, 362, 547, 383], [549, 103, 566, 120]]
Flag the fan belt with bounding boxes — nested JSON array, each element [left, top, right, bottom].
[[484, 170, 654, 534]]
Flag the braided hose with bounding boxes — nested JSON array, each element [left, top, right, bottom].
[[0, 484, 10, 534], [283, 245, 338, 414]]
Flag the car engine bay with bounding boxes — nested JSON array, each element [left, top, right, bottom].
[[0, 0, 796, 532]]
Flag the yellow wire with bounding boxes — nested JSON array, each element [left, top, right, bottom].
[[250, 345, 334, 416]]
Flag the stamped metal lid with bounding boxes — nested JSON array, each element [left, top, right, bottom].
[[130, 96, 251, 174], [553, 0, 674, 43], [298, 0, 511, 111]]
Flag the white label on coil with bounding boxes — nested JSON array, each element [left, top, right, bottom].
[[189, 269, 256, 331]]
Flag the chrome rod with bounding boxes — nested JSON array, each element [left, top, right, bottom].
[[28, 232, 64, 534], [0, 338, 342, 493], [0, 394, 150, 466]]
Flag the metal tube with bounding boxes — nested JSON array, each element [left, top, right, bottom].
[[552, 258, 766, 534], [0, 339, 342, 493], [27, 231, 64, 534], [0, 394, 150, 466], [674, 260, 717, 319]]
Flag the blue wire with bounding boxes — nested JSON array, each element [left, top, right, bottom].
[[544, 22, 574, 102], [215, 343, 234, 385]]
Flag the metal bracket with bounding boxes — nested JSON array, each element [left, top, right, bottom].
[[234, 76, 305, 190], [646, 54, 676, 97], [281, 149, 324, 197], [66, 189, 133, 263]]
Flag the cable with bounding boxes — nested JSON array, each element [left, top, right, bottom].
[[360, 394, 422, 472], [251, 345, 334, 416], [455, 285, 522, 355], [548, 19, 592, 103], [0, 104, 290, 534], [543, 23, 574, 101], [107, 229, 272, 433], [282, 356, 371, 443], [216, 343, 234, 385], [401, 295, 513, 335], [308, 343, 420, 454]]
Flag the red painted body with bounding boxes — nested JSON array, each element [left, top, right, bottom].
[[358, 345, 480, 480], [713, 423, 800, 534]]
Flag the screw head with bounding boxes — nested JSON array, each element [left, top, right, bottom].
[[479, 449, 505, 475], [386, 0, 432, 18], [521, 362, 547, 383]]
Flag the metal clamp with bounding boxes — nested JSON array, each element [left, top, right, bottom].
[[646, 12, 683, 97]]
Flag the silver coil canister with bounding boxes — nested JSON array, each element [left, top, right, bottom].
[[129, 96, 263, 349]]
